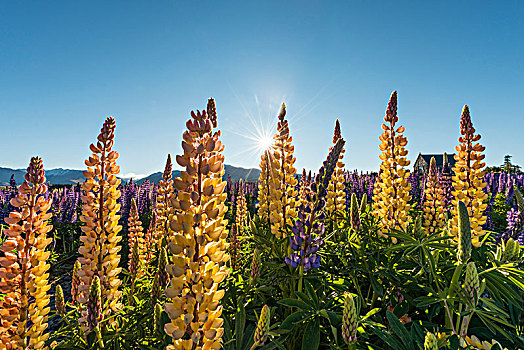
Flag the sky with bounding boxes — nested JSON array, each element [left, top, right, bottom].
[[1, 1, 523, 178]]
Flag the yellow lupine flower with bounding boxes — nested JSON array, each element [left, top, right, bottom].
[[78, 117, 123, 326], [372, 91, 411, 242], [269, 103, 298, 238], [423, 157, 446, 234], [0, 157, 53, 349], [165, 100, 229, 349], [326, 119, 346, 218], [451, 105, 488, 247]]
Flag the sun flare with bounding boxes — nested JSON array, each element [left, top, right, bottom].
[[257, 134, 274, 152]]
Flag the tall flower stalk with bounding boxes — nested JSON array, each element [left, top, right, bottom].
[[165, 103, 228, 349], [451, 105, 488, 247], [0, 157, 53, 349], [271, 103, 298, 238], [235, 179, 248, 231], [372, 91, 412, 242], [326, 119, 346, 218], [285, 139, 345, 291], [423, 157, 446, 234], [127, 198, 145, 273], [156, 154, 174, 249], [78, 117, 123, 327]]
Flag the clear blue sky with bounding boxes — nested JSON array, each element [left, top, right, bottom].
[[1, 1, 523, 177]]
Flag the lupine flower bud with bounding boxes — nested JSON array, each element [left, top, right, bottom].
[[502, 238, 517, 261], [424, 332, 438, 350], [157, 247, 169, 288], [87, 276, 102, 331], [465, 262, 480, 302], [253, 305, 271, 346], [154, 303, 162, 334], [55, 284, 66, 315], [342, 293, 358, 344], [129, 241, 140, 275], [207, 97, 217, 128], [350, 193, 361, 231], [71, 260, 81, 306], [359, 193, 367, 214], [457, 201, 472, 264], [251, 248, 261, 280]]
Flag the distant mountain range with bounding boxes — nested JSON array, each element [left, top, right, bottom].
[[0, 165, 261, 186]]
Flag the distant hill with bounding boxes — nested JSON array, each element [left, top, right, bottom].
[[134, 164, 260, 184], [0, 165, 260, 186]]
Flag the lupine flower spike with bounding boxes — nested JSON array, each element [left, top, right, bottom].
[[342, 293, 358, 345], [286, 138, 345, 270], [423, 157, 446, 234], [229, 223, 242, 271], [78, 117, 123, 327], [257, 150, 279, 225], [71, 260, 81, 306], [372, 91, 412, 242], [464, 261, 480, 302], [144, 210, 157, 263], [451, 106, 488, 247], [424, 332, 438, 350], [165, 101, 229, 350], [128, 198, 145, 274], [457, 201, 472, 264], [326, 119, 346, 218], [250, 305, 271, 349], [156, 154, 174, 248], [250, 248, 261, 282], [55, 284, 66, 316], [270, 102, 298, 237], [0, 156, 53, 350], [235, 179, 248, 230], [350, 193, 361, 231]]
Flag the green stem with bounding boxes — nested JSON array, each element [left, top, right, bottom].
[[95, 325, 105, 348], [298, 264, 304, 293]]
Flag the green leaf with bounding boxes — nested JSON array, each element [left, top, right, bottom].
[[301, 318, 320, 350], [280, 311, 309, 330], [370, 276, 384, 297], [304, 280, 319, 307], [235, 301, 246, 350], [278, 298, 312, 311], [386, 310, 413, 350]]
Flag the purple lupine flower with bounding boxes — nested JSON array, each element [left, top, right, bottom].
[[498, 172, 506, 194], [285, 138, 345, 271], [503, 208, 523, 241], [439, 159, 453, 212], [505, 176, 515, 205]]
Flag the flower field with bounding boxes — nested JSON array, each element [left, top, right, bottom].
[[1, 92, 524, 350]]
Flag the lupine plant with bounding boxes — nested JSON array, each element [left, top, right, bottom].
[[372, 91, 412, 242], [3, 95, 524, 350], [451, 105, 488, 247], [77, 117, 123, 328], [326, 119, 346, 219], [165, 105, 229, 349], [0, 157, 53, 349]]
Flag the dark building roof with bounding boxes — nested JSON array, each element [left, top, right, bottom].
[[414, 153, 456, 173]]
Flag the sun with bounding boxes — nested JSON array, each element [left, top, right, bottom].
[[257, 134, 274, 152]]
